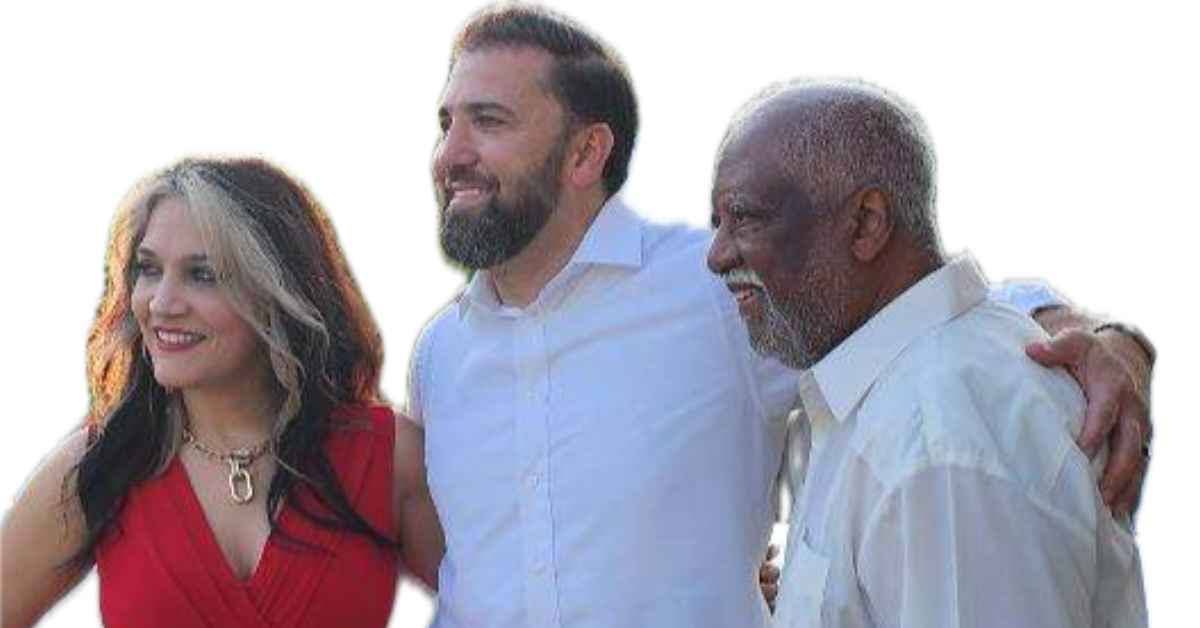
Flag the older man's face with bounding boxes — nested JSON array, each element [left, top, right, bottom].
[[706, 120, 849, 369]]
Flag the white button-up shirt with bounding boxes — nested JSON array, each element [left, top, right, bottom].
[[776, 257, 1148, 628], [409, 198, 797, 628]]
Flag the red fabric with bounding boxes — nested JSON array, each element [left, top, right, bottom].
[[97, 405, 401, 628]]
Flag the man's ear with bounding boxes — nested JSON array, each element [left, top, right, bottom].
[[848, 187, 894, 263], [565, 123, 615, 190]]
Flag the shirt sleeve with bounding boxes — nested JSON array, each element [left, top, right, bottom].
[[987, 279, 1068, 316], [857, 464, 1096, 628], [404, 324, 435, 426], [702, 269, 796, 520]]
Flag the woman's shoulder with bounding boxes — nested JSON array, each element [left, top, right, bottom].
[[325, 403, 401, 458], [332, 402, 396, 427], [30, 427, 92, 495]]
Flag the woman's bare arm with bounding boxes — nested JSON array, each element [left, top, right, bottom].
[[2, 430, 91, 628]]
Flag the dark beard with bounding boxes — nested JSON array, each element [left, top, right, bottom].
[[437, 137, 568, 270]]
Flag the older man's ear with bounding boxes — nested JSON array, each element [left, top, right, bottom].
[[848, 188, 894, 263]]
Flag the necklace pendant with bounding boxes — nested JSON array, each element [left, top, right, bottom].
[[227, 457, 255, 505]]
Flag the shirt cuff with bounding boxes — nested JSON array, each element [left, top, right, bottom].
[[987, 280, 1067, 317]]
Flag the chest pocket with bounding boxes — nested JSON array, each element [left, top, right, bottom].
[[773, 538, 829, 628]]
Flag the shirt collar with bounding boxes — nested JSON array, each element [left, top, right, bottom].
[[571, 195, 644, 269], [456, 196, 644, 319], [799, 256, 991, 434]]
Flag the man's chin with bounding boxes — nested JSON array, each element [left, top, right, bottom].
[[439, 239, 496, 270], [746, 325, 810, 369], [745, 324, 780, 359]]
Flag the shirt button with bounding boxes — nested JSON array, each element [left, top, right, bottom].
[[526, 473, 539, 488], [534, 561, 547, 575]]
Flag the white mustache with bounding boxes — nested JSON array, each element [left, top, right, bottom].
[[721, 267, 765, 290]]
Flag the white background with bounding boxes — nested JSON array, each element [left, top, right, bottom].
[[1, 0, 1193, 625]]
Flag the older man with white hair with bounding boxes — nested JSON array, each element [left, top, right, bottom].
[[708, 79, 1149, 627]]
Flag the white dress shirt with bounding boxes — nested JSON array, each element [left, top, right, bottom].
[[775, 257, 1148, 628], [409, 198, 797, 628]]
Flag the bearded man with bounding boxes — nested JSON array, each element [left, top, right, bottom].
[[408, 6, 1154, 627], [708, 78, 1149, 627]]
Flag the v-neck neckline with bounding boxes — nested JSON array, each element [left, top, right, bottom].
[[170, 456, 283, 588]]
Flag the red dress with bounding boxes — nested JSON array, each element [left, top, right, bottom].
[[96, 405, 401, 628]]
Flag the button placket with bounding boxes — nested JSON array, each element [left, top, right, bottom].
[[513, 314, 560, 627]]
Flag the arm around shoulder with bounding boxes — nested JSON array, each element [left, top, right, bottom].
[[992, 279, 1154, 515], [2, 429, 92, 628], [1027, 303, 1154, 515]]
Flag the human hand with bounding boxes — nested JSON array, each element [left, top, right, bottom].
[[1026, 327, 1153, 516], [760, 543, 781, 612]]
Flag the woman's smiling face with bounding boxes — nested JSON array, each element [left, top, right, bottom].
[[131, 197, 269, 393]]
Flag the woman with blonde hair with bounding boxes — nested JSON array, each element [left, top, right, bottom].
[[2, 157, 442, 627]]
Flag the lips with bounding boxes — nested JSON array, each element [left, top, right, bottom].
[[727, 282, 766, 317], [152, 327, 207, 352], [721, 268, 769, 318], [442, 176, 496, 210]]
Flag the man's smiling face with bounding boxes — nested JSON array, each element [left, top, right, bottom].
[[432, 46, 573, 269]]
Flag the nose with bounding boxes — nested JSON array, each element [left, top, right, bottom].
[[707, 222, 741, 276], [432, 117, 478, 183], [148, 276, 187, 318]]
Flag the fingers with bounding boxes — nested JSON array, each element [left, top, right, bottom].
[[1099, 405, 1145, 509], [759, 545, 781, 586], [1039, 327, 1137, 458], [1086, 325, 1153, 515], [1111, 455, 1147, 518], [1106, 389, 1151, 517], [760, 543, 781, 611], [759, 562, 781, 583], [1077, 380, 1120, 457], [761, 581, 779, 611], [759, 563, 780, 611], [1025, 328, 1091, 368], [1044, 325, 1154, 515], [1034, 328, 1115, 456]]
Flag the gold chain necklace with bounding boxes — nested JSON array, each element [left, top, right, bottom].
[[182, 428, 273, 505]]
